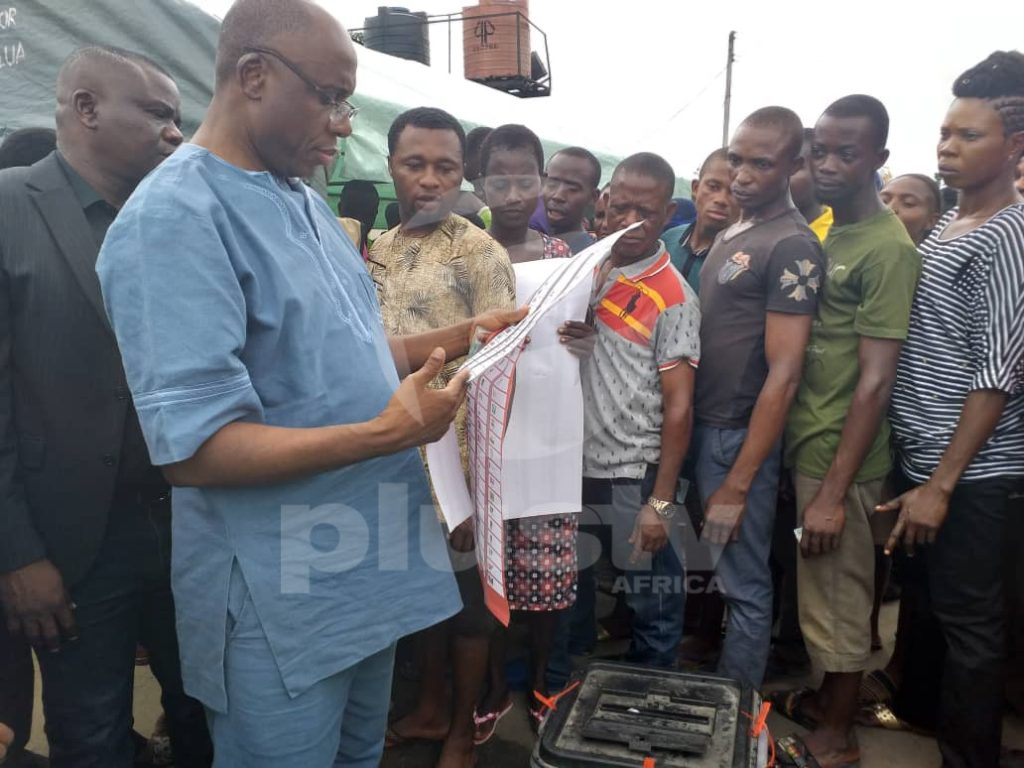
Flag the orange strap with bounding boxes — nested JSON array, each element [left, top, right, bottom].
[[533, 680, 581, 713], [536, 685, 658, 768], [752, 701, 772, 736], [742, 702, 776, 767]]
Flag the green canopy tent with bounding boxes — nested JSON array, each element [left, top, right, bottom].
[[1, 0, 690, 226], [0, 0, 218, 137]]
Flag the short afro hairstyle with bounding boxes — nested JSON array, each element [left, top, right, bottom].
[[953, 50, 1024, 136], [549, 146, 602, 189], [889, 173, 942, 214], [612, 152, 676, 199], [387, 106, 466, 158], [698, 147, 729, 179], [466, 126, 493, 151], [822, 94, 890, 150], [337, 180, 380, 227], [479, 124, 544, 177], [738, 106, 805, 161]]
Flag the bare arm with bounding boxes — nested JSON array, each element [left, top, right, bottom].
[[163, 349, 466, 487], [703, 312, 811, 545], [632, 362, 695, 556], [922, 390, 1008, 495], [882, 390, 1007, 554], [653, 363, 695, 502], [880, 222, 1021, 551], [389, 322, 473, 379], [801, 336, 903, 556], [388, 306, 528, 377], [169, 305, 530, 487], [725, 312, 811, 491]]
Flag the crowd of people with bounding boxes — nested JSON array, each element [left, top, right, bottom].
[[1, 1, 1023, 768]]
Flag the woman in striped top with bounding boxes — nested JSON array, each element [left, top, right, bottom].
[[881, 50, 1024, 768]]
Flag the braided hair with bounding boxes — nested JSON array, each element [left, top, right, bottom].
[[953, 50, 1024, 137]]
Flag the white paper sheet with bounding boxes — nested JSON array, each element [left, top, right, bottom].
[[500, 258, 590, 520], [467, 350, 521, 625], [423, 425, 474, 530], [459, 224, 638, 381], [427, 225, 638, 622]]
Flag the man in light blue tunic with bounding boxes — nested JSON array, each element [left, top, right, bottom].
[[95, 1, 523, 765]]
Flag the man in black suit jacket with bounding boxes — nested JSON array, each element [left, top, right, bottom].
[[0, 125, 58, 768], [0, 47, 210, 767]]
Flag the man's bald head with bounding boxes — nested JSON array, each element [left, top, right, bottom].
[[208, 0, 356, 180], [53, 46, 182, 201], [56, 46, 171, 109], [216, 0, 343, 86]]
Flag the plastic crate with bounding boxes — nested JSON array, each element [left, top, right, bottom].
[[531, 661, 768, 768]]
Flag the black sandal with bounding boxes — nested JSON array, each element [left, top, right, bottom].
[[767, 687, 820, 730]]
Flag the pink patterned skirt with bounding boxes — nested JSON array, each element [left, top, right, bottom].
[[504, 514, 578, 611]]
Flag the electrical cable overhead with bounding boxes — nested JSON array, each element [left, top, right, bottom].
[[663, 65, 728, 125]]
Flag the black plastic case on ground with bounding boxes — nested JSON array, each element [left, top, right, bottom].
[[531, 661, 761, 768]]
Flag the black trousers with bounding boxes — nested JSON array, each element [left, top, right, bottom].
[[894, 467, 1015, 768], [33, 490, 212, 768], [0, 619, 34, 757], [1005, 493, 1024, 717]]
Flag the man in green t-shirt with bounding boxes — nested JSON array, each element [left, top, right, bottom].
[[774, 96, 921, 768]]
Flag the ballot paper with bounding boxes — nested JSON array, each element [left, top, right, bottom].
[[502, 258, 590, 521], [426, 225, 638, 623], [466, 350, 521, 625], [423, 426, 474, 530], [460, 225, 638, 381]]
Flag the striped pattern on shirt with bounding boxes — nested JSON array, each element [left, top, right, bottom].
[[890, 203, 1024, 483]]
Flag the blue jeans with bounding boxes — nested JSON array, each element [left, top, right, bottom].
[[693, 425, 782, 689], [207, 563, 396, 768], [546, 511, 599, 691], [580, 466, 686, 668]]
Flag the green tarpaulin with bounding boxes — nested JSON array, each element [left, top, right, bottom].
[[0, 0, 218, 137], [1, 0, 690, 221]]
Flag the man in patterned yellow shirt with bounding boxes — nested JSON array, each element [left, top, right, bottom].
[[369, 106, 514, 768]]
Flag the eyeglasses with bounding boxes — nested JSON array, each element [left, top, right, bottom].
[[243, 46, 359, 123]]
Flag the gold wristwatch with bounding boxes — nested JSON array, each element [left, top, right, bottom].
[[646, 496, 677, 520]]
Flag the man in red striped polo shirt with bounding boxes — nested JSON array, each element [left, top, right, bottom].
[[580, 152, 700, 668]]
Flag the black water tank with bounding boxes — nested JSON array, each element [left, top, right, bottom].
[[363, 7, 430, 66]]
